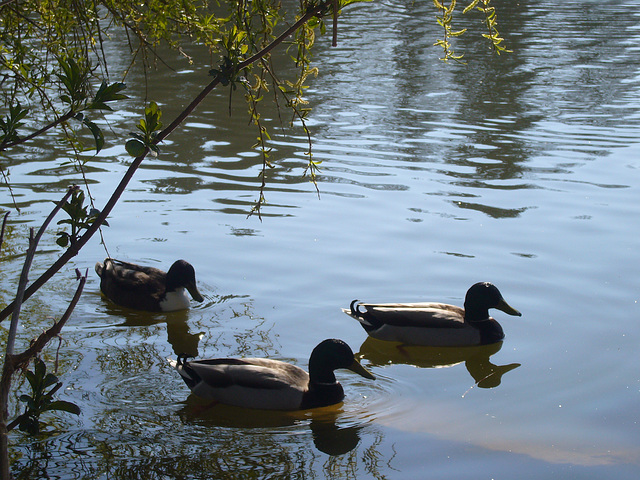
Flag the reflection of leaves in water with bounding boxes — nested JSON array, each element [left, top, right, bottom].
[[226, 225, 261, 237], [10, 389, 393, 480], [10, 296, 391, 479], [362, 430, 398, 477], [12, 440, 56, 480], [201, 301, 277, 359]]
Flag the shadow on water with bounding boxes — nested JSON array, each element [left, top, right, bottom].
[[359, 337, 520, 389]]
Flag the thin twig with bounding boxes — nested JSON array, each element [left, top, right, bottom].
[[0, 188, 79, 479], [332, 0, 338, 46], [0, 166, 19, 212], [10, 270, 87, 372], [0, 211, 8, 252], [3, 269, 87, 434], [5, 186, 78, 355], [0, 110, 75, 151]]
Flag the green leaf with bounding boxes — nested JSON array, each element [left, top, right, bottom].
[[43, 400, 81, 415], [82, 118, 105, 152], [24, 370, 37, 391], [56, 234, 70, 247], [463, 0, 481, 14], [125, 139, 146, 157], [89, 81, 128, 110], [34, 358, 46, 380], [43, 373, 59, 389]]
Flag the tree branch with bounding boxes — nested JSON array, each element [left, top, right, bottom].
[[10, 269, 87, 373], [0, 1, 330, 323], [0, 110, 76, 151], [4, 187, 77, 344]]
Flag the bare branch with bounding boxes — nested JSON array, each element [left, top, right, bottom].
[[5, 186, 78, 353], [10, 269, 87, 372]]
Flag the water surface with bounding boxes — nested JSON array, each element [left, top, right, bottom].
[[2, 0, 640, 478]]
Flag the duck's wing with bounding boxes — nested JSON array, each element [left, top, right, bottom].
[[184, 358, 309, 391], [357, 302, 466, 328], [110, 259, 166, 278], [104, 259, 166, 294], [174, 357, 309, 410]]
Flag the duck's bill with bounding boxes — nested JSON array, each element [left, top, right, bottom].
[[187, 283, 205, 302], [348, 359, 376, 380], [497, 298, 521, 317]]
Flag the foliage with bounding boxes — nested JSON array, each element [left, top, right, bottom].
[[55, 187, 108, 248], [475, 0, 511, 54], [125, 101, 163, 157], [0, 103, 29, 149], [16, 359, 81, 435], [434, 0, 467, 62], [434, 0, 510, 62], [1, 0, 510, 216]]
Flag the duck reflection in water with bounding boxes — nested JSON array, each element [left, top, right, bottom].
[[176, 396, 364, 456], [103, 304, 202, 357], [359, 337, 520, 389]]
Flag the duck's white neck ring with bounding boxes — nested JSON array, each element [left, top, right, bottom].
[[468, 316, 492, 323]]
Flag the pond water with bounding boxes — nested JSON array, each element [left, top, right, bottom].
[[2, 0, 640, 478]]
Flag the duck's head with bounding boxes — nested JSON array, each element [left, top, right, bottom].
[[464, 282, 521, 322], [308, 339, 375, 384], [166, 260, 204, 302]]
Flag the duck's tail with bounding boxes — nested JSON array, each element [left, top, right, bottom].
[[169, 355, 198, 389], [177, 353, 194, 366], [95, 258, 115, 278], [350, 299, 363, 317], [342, 300, 374, 328]]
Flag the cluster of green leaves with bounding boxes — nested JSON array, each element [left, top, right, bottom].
[[125, 102, 163, 157], [106, 0, 225, 58], [220, 0, 344, 216], [55, 187, 107, 248], [0, 0, 222, 155], [58, 58, 129, 154], [1, 0, 341, 218], [474, 0, 511, 54], [434, 0, 467, 62], [0, 103, 29, 150], [434, 0, 510, 61], [17, 358, 81, 435]]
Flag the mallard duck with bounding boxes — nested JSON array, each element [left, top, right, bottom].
[[170, 339, 375, 411], [95, 258, 204, 312], [343, 282, 521, 347]]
